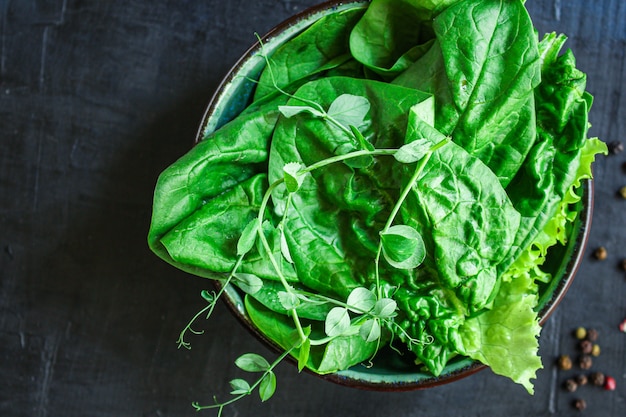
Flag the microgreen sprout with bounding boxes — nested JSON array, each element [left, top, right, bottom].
[[179, 35, 446, 415]]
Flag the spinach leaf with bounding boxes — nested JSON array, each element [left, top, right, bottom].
[[148, 94, 298, 280], [268, 77, 433, 298], [254, 7, 366, 101], [433, 0, 541, 186], [392, 108, 520, 374], [392, 40, 461, 137], [402, 110, 521, 312], [157, 174, 297, 282], [349, 0, 460, 77], [395, 0, 541, 187], [158, 175, 266, 274]]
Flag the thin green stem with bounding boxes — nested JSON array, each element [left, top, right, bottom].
[[256, 180, 311, 343], [374, 152, 434, 298], [177, 255, 246, 349], [256, 180, 291, 289], [192, 346, 296, 412], [322, 114, 353, 138], [301, 148, 397, 174], [383, 152, 432, 233], [255, 33, 325, 114], [296, 290, 370, 314]]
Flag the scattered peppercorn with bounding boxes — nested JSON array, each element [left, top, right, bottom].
[[619, 186, 626, 199], [622, 160, 626, 174], [579, 339, 593, 354], [591, 372, 605, 386], [579, 355, 593, 370], [593, 247, 607, 260], [619, 319, 626, 333], [573, 398, 587, 411], [576, 374, 588, 386], [558, 354, 573, 371], [608, 141, 624, 154], [586, 328, 599, 342], [620, 259, 626, 271], [574, 327, 587, 340], [564, 378, 579, 392], [604, 375, 616, 391]]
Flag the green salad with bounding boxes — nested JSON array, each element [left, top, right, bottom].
[[148, 0, 606, 407]]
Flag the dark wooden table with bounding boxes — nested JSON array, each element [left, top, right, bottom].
[[1, 1, 625, 416]]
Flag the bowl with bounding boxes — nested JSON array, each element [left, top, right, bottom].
[[194, 0, 594, 390]]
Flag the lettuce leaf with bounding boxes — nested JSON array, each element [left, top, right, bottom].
[[458, 136, 606, 393], [458, 274, 542, 394]]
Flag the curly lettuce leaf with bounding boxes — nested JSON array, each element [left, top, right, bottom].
[[458, 274, 542, 394], [458, 137, 606, 393]]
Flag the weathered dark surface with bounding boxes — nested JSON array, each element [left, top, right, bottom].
[[1, 1, 624, 416]]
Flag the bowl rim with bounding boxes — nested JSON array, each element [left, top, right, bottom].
[[194, 0, 595, 391], [194, 0, 371, 144]]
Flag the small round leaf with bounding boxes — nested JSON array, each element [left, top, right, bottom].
[[237, 219, 259, 256], [233, 273, 263, 295], [259, 371, 277, 402], [346, 287, 376, 314], [373, 298, 398, 319], [229, 378, 251, 395], [359, 319, 381, 343], [283, 162, 305, 193], [277, 291, 300, 310], [380, 225, 426, 269], [235, 353, 270, 372], [324, 307, 351, 337]]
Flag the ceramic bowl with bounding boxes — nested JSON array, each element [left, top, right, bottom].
[[194, 0, 593, 391]]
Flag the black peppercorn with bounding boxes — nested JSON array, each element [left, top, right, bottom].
[[586, 328, 599, 341], [576, 374, 588, 386], [591, 371, 605, 386], [579, 355, 593, 370], [564, 378, 579, 392], [573, 399, 587, 411], [608, 141, 624, 154], [579, 340, 593, 354], [621, 259, 626, 271]]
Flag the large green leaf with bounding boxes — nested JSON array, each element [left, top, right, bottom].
[[436, 0, 541, 186], [403, 111, 521, 312], [254, 7, 365, 101], [349, 0, 460, 76], [268, 77, 433, 298]]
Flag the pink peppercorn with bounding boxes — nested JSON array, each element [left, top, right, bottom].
[[619, 319, 626, 333], [604, 376, 616, 391]]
